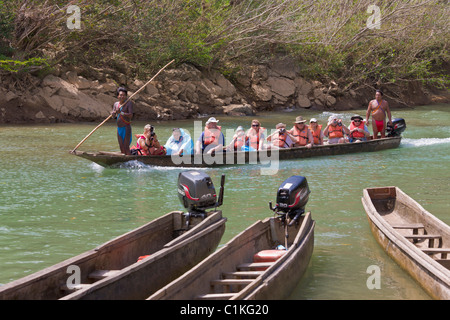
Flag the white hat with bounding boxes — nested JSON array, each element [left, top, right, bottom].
[[310, 118, 318, 123], [206, 117, 219, 124], [328, 115, 340, 122]]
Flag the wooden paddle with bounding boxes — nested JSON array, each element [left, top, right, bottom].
[[70, 59, 175, 153]]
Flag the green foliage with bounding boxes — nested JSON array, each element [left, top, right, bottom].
[[1, 0, 448, 88], [0, 57, 50, 74]]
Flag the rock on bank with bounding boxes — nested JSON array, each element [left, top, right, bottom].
[[0, 59, 448, 124]]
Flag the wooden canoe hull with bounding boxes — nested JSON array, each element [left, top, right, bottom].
[[237, 214, 315, 300], [73, 136, 401, 168], [0, 211, 226, 300], [148, 212, 314, 300], [362, 187, 450, 300]]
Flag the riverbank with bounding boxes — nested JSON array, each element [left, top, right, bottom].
[[1, 58, 449, 124]]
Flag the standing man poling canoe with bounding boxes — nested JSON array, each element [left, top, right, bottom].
[[366, 90, 392, 139], [111, 87, 134, 155]]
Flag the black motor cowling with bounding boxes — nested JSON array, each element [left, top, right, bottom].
[[387, 118, 406, 137], [178, 171, 224, 216], [270, 176, 310, 223]]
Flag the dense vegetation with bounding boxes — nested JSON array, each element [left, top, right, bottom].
[[1, 0, 448, 91]]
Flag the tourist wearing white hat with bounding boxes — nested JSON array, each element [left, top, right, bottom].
[[323, 115, 350, 144], [195, 117, 225, 154], [308, 118, 323, 145]]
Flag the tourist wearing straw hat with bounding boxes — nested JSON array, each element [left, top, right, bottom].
[[288, 116, 314, 148]]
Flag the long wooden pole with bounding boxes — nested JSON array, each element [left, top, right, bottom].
[[70, 59, 175, 153]]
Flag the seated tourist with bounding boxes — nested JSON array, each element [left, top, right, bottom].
[[323, 115, 350, 144], [226, 126, 248, 151], [164, 128, 193, 155], [131, 124, 166, 155], [195, 117, 225, 154], [288, 116, 314, 148], [245, 119, 266, 151], [348, 115, 370, 142], [308, 118, 323, 145], [267, 123, 294, 149]]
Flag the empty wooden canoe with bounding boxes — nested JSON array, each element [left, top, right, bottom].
[[0, 210, 226, 300], [362, 186, 450, 300], [148, 211, 314, 300]]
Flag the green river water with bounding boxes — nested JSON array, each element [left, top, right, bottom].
[[1, 104, 449, 300]]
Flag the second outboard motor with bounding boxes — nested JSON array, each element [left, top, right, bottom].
[[178, 171, 225, 217], [386, 118, 406, 137], [270, 176, 310, 225]]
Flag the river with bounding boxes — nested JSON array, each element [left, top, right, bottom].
[[0, 104, 449, 300]]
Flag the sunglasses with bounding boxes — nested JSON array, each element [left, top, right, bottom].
[[252, 124, 259, 127], [354, 120, 361, 122]]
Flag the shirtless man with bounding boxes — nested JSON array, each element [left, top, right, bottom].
[[365, 90, 392, 139], [111, 87, 133, 154]]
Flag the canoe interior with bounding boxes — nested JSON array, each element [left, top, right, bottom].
[[149, 212, 314, 300], [0, 211, 220, 300], [366, 187, 450, 272], [73, 136, 401, 168]]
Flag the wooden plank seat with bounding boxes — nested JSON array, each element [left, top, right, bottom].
[[404, 234, 442, 247], [88, 270, 120, 280], [197, 293, 235, 300], [60, 283, 91, 292], [392, 223, 425, 235], [392, 224, 425, 229], [61, 270, 121, 292], [222, 271, 263, 278], [404, 234, 441, 239], [211, 279, 253, 286], [421, 248, 450, 259], [237, 262, 274, 270], [197, 251, 283, 300]]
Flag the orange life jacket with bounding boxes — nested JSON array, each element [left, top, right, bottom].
[[272, 133, 289, 148], [134, 135, 149, 155], [289, 126, 309, 146], [328, 125, 344, 139], [349, 121, 366, 138], [309, 124, 322, 145], [203, 126, 222, 146], [247, 127, 265, 149]]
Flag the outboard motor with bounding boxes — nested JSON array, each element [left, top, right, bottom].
[[386, 118, 406, 137], [178, 171, 225, 218], [269, 176, 310, 226]]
